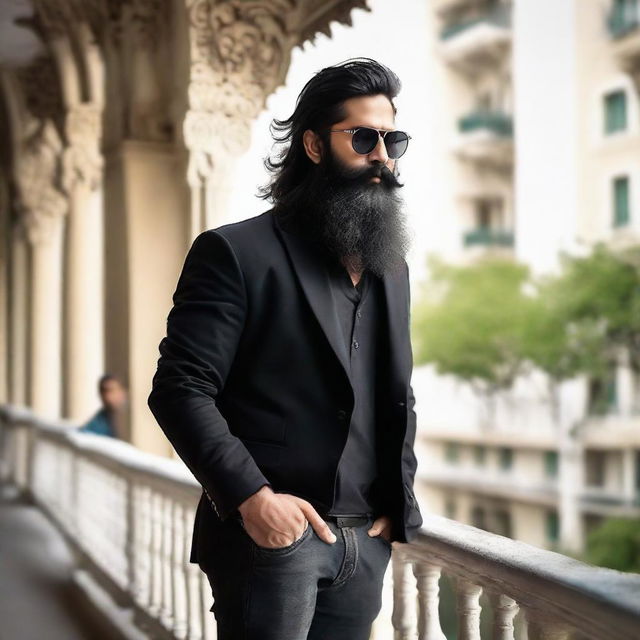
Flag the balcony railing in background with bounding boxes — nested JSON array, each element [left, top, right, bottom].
[[0, 405, 214, 640], [440, 2, 511, 41], [463, 227, 515, 247], [608, 0, 640, 39], [2, 405, 640, 640], [458, 110, 513, 137]]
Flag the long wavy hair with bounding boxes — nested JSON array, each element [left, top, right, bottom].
[[258, 58, 402, 210]]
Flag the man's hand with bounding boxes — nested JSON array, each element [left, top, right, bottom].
[[367, 515, 393, 543], [238, 486, 337, 548]]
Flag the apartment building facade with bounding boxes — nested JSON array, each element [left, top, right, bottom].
[[416, 0, 640, 554]]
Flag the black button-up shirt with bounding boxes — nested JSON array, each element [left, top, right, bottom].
[[323, 258, 389, 518]]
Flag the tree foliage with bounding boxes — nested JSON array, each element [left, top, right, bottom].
[[582, 518, 640, 573], [412, 257, 534, 395], [412, 245, 640, 395]]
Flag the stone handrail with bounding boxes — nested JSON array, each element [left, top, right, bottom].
[[2, 404, 639, 640], [392, 518, 640, 639]]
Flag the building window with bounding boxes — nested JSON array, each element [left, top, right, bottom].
[[588, 361, 618, 414], [445, 441, 460, 463], [585, 450, 606, 488], [604, 90, 627, 134], [445, 498, 457, 519], [471, 506, 487, 530], [613, 176, 631, 227], [545, 510, 559, 544], [474, 445, 487, 466], [544, 451, 559, 479], [493, 509, 512, 538], [608, 0, 640, 38], [499, 447, 513, 471]]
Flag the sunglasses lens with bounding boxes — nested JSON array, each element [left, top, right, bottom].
[[352, 128, 380, 154], [384, 131, 409, 159]]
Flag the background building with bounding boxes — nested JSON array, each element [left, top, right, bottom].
[[415, 0, 640, 555]]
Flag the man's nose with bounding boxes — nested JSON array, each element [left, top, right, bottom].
[[368, 134, 389, 164]]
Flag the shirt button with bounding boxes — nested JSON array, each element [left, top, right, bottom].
[[352, 340, 359, 350], [356, 310, 362, 319], [337, 409, 347, 421]]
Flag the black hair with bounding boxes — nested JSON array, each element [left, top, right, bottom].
[[98, 373, 125, 390], [258, 57, 402, 207]]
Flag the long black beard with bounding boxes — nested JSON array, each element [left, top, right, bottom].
[[274, 150, 411, 277]]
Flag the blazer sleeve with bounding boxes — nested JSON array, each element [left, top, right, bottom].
[[147, 229, 271, 520]]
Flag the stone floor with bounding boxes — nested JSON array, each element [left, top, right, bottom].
[[0, 485, 111, 640]]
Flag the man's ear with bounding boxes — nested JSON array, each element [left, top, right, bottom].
[[303, 129, 323, 165]]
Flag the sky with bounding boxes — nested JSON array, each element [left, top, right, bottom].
[[226, 0, 435, 285]]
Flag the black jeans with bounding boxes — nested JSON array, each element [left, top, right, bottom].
[[198, 512, 392, 640]]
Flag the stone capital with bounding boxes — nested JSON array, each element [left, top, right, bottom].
[[16, 120, 68, 247], [63, 103, 104, 191], [183, 0, 294, 173]]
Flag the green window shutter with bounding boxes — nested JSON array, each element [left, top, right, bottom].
[[546, 510, 559, 543], [613, 176, 630, 227], [474, 445, 486, 466], [499, 447, 513, 470], [445, 498, 456, 519], [445, 441, 460, 463], [604, 90, 627, 134], [544, 451, 559, 478]]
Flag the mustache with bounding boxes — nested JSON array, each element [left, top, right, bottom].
[[328, 161, 404, 189]]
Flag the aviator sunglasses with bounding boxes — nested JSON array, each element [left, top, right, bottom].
[[329, 126, 411, 159]]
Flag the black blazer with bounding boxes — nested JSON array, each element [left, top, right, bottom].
[[147, 209, 423, 561]]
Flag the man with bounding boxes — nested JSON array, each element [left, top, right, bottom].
[[148, 58, 422, 640], [79, 374, 127, 438]]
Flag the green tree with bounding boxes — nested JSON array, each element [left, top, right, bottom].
[[550, 244, 640, 373], [582, 518, 640, 573], [412, 257, 535, 426]]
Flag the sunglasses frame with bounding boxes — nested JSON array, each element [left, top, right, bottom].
[[329, 126, 412, 159]]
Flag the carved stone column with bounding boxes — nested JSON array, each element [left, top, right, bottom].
[[183, 0, 294, 238], [62, 103, 106, 421], [16, 120, 68, 418], [8, 219, 30, 406]]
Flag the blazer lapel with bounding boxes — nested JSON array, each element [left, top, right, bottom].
[[272, 212, 353, 392]]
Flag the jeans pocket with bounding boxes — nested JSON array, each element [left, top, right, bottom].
[[375, 533, 393, 552], [252, 521, 312, 555]]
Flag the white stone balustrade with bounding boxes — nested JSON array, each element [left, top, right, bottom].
[[391, 514, 640, 640], [1, 404, 640, 640]]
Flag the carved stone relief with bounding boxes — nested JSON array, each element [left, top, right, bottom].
[[63, 103, 104, 191], [15, 119, 68, 246]]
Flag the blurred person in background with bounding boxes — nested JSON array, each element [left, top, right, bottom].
[[148, 57, 422, 640], [78, 374, 127, 439]]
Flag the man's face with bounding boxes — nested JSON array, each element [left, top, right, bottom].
[[100, 379, 127, 411], [290, 92, 410, 277], [325, 94, 397, 181]]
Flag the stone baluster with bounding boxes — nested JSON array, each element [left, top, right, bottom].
[[172, 501, 188, 639], [149, 490, 163, 617], [391, 551, 417, 639], [414, 561, 448, 640], [456, 578, 483, 640], [488, 592, 519, 640], [124, 478, 136, 597], [138, 485, 153, 610], [161, 494, 174, 628]]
